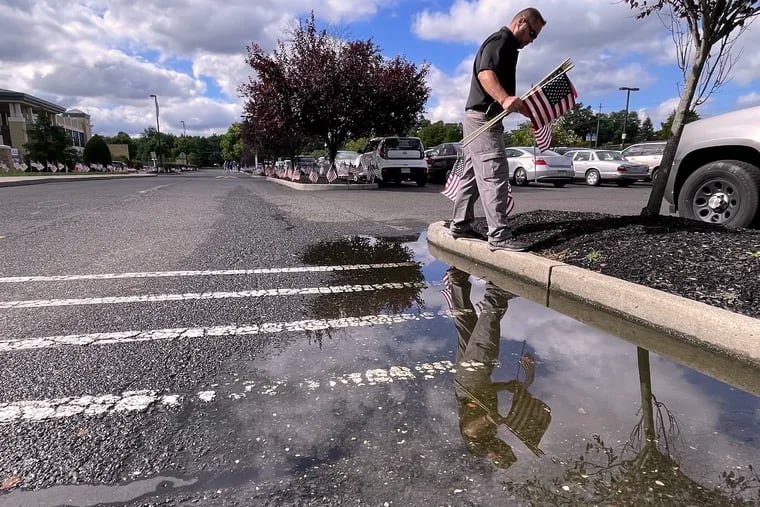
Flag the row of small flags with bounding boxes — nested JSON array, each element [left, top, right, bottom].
[[264, 163, 359, 183], [0, 162, 131, 173]]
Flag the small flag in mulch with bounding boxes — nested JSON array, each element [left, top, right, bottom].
[[309, 168, 319, 183], [326, 165, 337, 183]]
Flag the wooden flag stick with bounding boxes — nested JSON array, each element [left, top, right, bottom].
[[462, 59, 574, 147]]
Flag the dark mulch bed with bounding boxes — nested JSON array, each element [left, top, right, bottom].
[[468, 210, 760, 320]]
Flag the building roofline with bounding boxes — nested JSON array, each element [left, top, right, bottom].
[[0, 88, 66, 114]]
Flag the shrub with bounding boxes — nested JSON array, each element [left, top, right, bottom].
[[83, 135, 112, 166]]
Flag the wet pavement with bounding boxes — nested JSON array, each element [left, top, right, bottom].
[[1, 173, 758, 506]]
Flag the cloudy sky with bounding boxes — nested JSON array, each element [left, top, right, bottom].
[[2, 0, 759, 138]]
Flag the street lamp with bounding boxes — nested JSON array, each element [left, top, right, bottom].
[[181, 120, 186, 137], [619, 86, 639, 149], [594, 102, 602, 148], [149, 94, 163, 171]]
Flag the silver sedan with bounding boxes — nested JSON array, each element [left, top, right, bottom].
[[565, 149, 649, 186], [505, 147, 575, 187]]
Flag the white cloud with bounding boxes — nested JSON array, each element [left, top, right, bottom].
[[1, 0, 759, 137], [737, 92, 760, 107]]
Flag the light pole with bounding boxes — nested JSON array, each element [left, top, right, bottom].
[[594, 102, 602, 148], [149, 94, 163, 171], [619, 86, 639, 149], [181, 120, 186, 137]]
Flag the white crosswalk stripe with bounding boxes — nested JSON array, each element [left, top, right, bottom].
[[0, 263, 418, 284], [0, 312, 440, 352], [0, 282, 426, 309], [0, 360, 461, 424]]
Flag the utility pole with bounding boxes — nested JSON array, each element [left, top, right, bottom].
[[619, 86, 639, 149], [149, 94, 163, 171], [594, 103, 602, 148], [181, 120, 186, 137]]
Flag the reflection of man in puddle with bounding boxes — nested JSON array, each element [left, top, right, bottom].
[[443, 267, 551, 468]]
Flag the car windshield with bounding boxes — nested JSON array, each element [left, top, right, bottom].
[[596, 150, 624, 161], [385, 138, 422, 151]]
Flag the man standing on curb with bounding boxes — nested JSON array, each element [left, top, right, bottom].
[[449, 7, 545, 252]]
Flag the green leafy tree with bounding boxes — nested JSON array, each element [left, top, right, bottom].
[[657, 109, 700, 140], [562, 103, 598, 140], [83, 134, 112, 165], [624, 0, 760, 216], [507, 117, 583, 148], [23, 113, 74, 167], [344, 137, 368, 153], [636, 117, 656, 142], [103, 131, 136, 160], [220, 122, 244, 161], [414, 120, 463, 148], [507, 123, 536, 146], [172, 135, 197, 164]]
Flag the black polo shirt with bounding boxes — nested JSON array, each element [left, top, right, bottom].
[[465, 27, 519, 114]]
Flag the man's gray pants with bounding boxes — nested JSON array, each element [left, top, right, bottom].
[[451, 110, 512, 245]]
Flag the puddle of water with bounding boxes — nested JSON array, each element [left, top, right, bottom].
[[1, 476, 197, 507], [168, 232, 760, 504]]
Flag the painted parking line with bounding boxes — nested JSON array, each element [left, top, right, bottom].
[[0, 312, 441, 352], [0, 282, 426, 309], [0, 262, 418, 283], [0, 360, 462, 424]]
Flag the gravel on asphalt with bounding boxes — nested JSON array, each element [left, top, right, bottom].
[[465, 210, 760, 320]]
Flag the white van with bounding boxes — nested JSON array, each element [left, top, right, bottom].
[[621, 141, 666, 181], [356, 136, 427, 188]]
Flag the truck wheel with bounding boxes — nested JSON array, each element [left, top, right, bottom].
[[416, 177, 426, 187], [678, 160, 760, 227]]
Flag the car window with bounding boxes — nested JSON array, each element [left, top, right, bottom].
[[642, 144, 665, 155], [505, 149, 521, 157], [384, 138, 422, 151], [364, 140, 379, 153], [596, 150, 624, 161], [574, 152, 590, 161], [623, 146, 641, 156]]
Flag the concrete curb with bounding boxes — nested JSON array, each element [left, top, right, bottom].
[[427, 220, 760, 377], [0, 173, 156, 187], [265, 177, 376, 191]]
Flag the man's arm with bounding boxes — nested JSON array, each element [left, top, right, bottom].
[[477, 70, 524, 114]]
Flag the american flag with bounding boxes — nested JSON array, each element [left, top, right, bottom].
[[309, 168, 319, 183], [441, 156, 466, 201], [440, 271, 455, 310], [326, 165, 337, 183], [533, 122, 553, 152], [523, 73, 577, 131]]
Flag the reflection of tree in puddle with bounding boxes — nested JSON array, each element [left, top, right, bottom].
[[300, 235, 425, 347], [506, 347, 760, 505]]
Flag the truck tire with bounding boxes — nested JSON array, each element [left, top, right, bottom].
[[678, 160, 760, 227]]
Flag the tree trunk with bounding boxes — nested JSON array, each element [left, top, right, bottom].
[[641, 45, 707, 217]]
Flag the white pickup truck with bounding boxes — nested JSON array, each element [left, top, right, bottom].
[[356, 136, 428, 188], [665, 105, 760, 228]]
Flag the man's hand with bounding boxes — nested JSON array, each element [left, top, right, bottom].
[[501, 96, 525, 115]]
